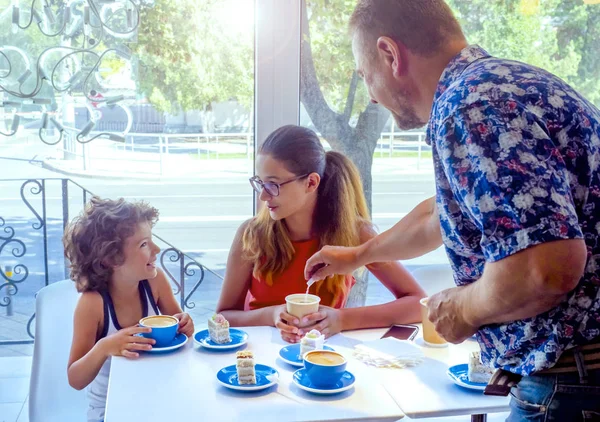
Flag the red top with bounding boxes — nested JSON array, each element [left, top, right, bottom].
[[244, 238, 355, 310]]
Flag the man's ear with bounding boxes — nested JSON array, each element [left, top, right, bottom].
[[376, 36, 404, 77]]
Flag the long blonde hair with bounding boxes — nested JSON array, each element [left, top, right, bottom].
[[242, 125, 370, 306]]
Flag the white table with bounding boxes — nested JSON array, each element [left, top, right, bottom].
[[340, 328, 511, 422], [105, 326, 404, 422]]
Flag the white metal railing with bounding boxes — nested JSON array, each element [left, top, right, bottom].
[[377, 129, 428, 169], [51, 129, 254, 176], [121, 131, 253, 158], [45, 128, 428, 176]]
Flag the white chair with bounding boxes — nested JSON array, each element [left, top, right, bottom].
[[410, 264, 456, 296], [29, 279, 88, 422]]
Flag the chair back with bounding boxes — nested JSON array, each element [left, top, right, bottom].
[[29, 279, 88, 422]]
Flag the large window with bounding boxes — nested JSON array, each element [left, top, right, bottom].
[[2, 0, 599, 355], [299, 0, 439, 277], [0, 0, 254, 355]]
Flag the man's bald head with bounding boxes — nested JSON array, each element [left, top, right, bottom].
[[349, 0, 466, 58]]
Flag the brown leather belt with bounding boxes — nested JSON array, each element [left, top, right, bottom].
[[539, 339, 600, 375], [485, 338, 600, 395]]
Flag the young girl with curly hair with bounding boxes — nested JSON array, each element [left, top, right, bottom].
[[64, 197, 194, 422]]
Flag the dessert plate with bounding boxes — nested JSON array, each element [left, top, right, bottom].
[[216, 364, 279, 392], [145, 333, 188, 353], [134, 333, 188, 353], [447, 364, 487, 391], [194, 328, 248, 350], [278, 344, 335, 367], [292, 368, 355, 395]]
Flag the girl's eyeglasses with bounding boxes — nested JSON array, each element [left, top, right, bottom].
[[249, 174, 309, 197]]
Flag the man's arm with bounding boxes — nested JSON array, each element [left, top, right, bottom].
[[359, 196, 442, 263], [464, 238, 587, 325], [305, 196, 442, 280], [428, 238, 587, 343]]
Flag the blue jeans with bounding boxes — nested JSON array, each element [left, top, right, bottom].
[[507, 369, 600, 421]]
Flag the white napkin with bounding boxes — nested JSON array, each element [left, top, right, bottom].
[[353, 337, 424, 369]]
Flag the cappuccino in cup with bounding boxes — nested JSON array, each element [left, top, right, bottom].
[[139, 315, 179, 347], [140, 315, 178, 327], [305, 351, 346, 366], [303, 350, 347, 388]]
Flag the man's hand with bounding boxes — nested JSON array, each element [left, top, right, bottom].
[[304, 245, 362, 281], [427, 287, 478, 344]]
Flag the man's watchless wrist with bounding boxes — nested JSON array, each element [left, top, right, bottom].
[[457, 285, 482, 329]]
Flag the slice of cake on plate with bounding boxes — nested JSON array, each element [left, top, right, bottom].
[[208, 314, 231, 344], [236, 351, 256, 384], [468, 351, 494, 383], [300, 329, 325, 358]]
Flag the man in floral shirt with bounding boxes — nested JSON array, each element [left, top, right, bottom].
[[304, 0, 600, 420]]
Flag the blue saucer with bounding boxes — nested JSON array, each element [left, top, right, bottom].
[[194, 328, 248, 350], [217, 364, 279, 391], [145, 333, 188, 353], [279, 344, 335, 367], [447, 364, 487, 391], [292, 368, 355, 395]]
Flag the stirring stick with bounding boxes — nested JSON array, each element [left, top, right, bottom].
[[305, 276, 318, 299], [305, 263, 327, 301]]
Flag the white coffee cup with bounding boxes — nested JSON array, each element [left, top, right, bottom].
[[285, 293, 320, 326]]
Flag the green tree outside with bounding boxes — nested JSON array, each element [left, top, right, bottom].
[[132, 0, 254, 114]]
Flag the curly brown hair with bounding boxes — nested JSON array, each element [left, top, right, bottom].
[[63, 196, 159, 292]]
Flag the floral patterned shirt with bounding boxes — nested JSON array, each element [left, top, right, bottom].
[[426, 45, 600, 375]]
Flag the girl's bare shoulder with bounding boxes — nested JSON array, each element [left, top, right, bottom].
[[77, 290, 104, 311], [74, 290, 104, 332]]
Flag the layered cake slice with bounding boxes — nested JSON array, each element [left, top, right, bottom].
[[300, 329, 325, 358], [468, 351, 494, 383], [208, 313, 231, 344], [236, 351, 256, 385]]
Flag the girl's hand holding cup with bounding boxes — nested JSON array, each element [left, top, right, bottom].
[[273, 304, 302, 343], [98, 326, 156, 359], [173, 312, 194, 337]]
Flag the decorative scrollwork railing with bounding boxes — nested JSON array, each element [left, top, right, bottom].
[[0, 177, 221, 346], [0, 217, 28, 309], [157, 243, 220, 311]]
